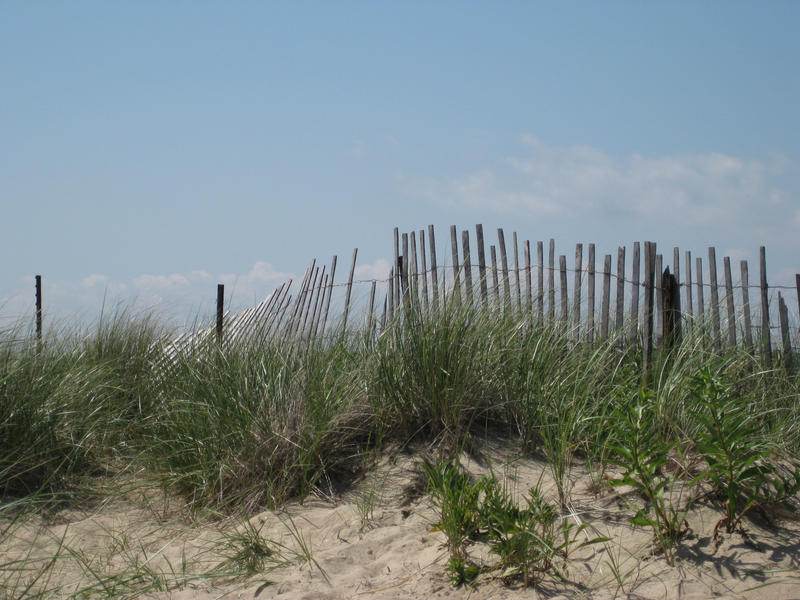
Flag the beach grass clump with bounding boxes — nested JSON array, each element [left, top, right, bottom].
[[143, 337, 372, 512], [368, 300, 509, 444]]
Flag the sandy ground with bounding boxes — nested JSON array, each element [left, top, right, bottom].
[[3, 441, 800, 599]]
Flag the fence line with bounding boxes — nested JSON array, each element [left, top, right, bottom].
[[23, 225, 800, 374]]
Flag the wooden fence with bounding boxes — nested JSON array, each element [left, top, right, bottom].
[[27, 225, 800, 370]]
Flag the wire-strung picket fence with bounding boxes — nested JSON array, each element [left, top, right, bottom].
[[149, 224, 799, 373], [24, 225, 800, 373]]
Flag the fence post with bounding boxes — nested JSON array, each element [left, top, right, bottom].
[[35, 275, 43, 348], [587, 244, 595, 343], [779, 292, 793, 372], [662, 267, 681, 351], [573, 243, 583, 336], [216, 283, 224, 344], [342, 248, 358, 332], [428, 225, 439, 311], [741, 261, 753, 350], [643, 242, 656, 376], [760, 246, 772, 367], [462, 230, 473, 306], [476, 224, 488, 306]]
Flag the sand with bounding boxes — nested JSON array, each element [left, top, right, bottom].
[[3, 441, 800, 599]]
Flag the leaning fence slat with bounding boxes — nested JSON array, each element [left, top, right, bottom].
[[428, 225, 439, 310], [410, 230, 420, 309], [601, 254, 612, 340], [796, 274, 800, 326], [741, 260, 753, 350], [559, 255, 568, 324], [513, 232, 522, 313], [387, 267, 395, 322], [401, 233, 410, 306], [695, 257, 705, 324], [462, 230, 473, 305], [476, 224, 488, 306], [490, 245, 500, 306], [419, 229, 429, 311], [655, 254, 663, 348], [723, 256, 736, 347], [760, 246, 772, 366], [615, 245, 625, 334], [310, 273, 328, 339], [573, 243, 583, 334], [341, 248, 358, 332], [587, 243, 595, 342], [450, 225, 461, 303], [708, 247, 721, 346], [537, 241, 544, 325], [548, 239, 556, 324], [300, 266, 320, 337], [684, 250, 693, 330], [286, 262, 314, 338], [320, 255, 337, 338], [643, 242, 656, 373], [367, 280, 377, 333], [524, 240, 533, 315], [394, 228, 401, 310], [216, 283, 224, 344], [630, 242, 640, 341], [35, 275, 42, 347], [498, 228, 511, 311], [779, 292, 793, 371]]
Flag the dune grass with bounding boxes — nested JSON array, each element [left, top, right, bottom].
[[1, 297, 799, 595]]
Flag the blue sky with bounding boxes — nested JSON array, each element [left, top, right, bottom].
[[1, 1, 798, 326]]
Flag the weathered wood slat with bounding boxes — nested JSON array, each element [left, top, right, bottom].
[[548, 239, 556, 323], [655, 253, 663, 348], [476, 224, 488, 305], [559, 255, 568, 324], [695, 257, 705, 324], [708, 247, 721, 345], [402, 233, 410, 306], [615, 246, 625, 334], [513, 232, 522, 313], [524, 240, 533, 315], [779, 292, 793, 371], [387, 267, 395, 322], [419, 229, 429, 311], [723, 256, 736, 347], [760, 246, 772, 366], [367, 280, 377, 333], [741, 260, 753, 350], [450, 225, 460, 303], [601, 254, 612, 340], [462, 230, 473, 305], [643, 242, 656, 372], [491, 245, 500, 306], [684, 250, 693, 330], [320, 255, 337, 338], [498, 228, 511, 311], [342, 248, 358, 331], [587, 243, 595, 342], [630, 242, 640, 341], [573, 243, 583, 334], [394, 228, 400, 310], [410, 230, 420, 309], [537, 241, 544, 325], [428, 225, 439, 310]]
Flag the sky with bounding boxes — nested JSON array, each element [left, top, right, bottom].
[[1, 1, 799, 328]]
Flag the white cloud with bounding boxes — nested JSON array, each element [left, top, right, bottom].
[[355, 259, 391, 281], [82, 274, 109, 288], [417, 136, 791, 231], [133, 273, 191, 289]]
